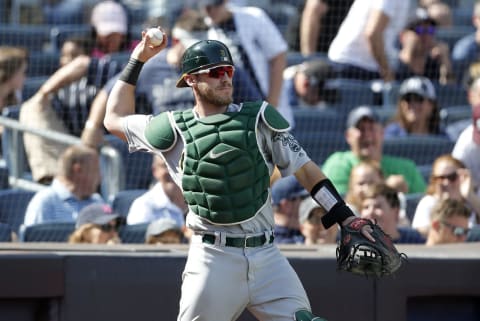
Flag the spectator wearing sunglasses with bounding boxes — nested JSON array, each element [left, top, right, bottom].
[[68, 203, 122, 244], [396, 8, 454, 85], [384, 76, 444, 139], [412, 154, 480, 236], [425, 198, 471, 245]]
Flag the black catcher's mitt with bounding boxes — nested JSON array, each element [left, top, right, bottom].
[[336, 218, 405, 277]]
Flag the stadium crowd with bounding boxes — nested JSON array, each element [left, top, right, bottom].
[[0, 0, 479, 246]]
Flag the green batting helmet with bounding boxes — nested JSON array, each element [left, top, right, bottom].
[[176, 40, 234, 88]]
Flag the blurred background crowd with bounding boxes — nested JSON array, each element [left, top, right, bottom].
[[0, 0, 479, 247]]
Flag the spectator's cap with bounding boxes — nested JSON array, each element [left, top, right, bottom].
[[346, 106, 380, 128], [271, 176, 309, 206], [299, 197, 320, 224], [91, 1, 128, 36], [406, 7, 437, 30], [76, 203, 119, 228], [145, 217, 182, 239], [473, 105, 480, 145], [398, 76, 436, 101], [198, 0, 224, 7]]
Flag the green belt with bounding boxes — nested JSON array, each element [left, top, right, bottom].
[[202, 233, 274, 248]]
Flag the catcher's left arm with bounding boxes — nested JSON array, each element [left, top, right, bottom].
[[295, 161, 405, 276]]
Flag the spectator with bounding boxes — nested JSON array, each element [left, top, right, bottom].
[[0, 46, 27, 112], [327, 0, 411, 82], [298, 197, 338, 245], [322, 105, 427, 195], [127, 155, 187, 226], [59, 36, 92, 67], [23, 145, 104, 227], [145, 217, 185, 244], [412, 154, 480, 236], [81, 10, 262, 148], [396, 8, 454, 84], [425, 198, 471, 245], [285, 0, 354, 55], [345, 160, 411, 226], [20, 16, 126, 183], [199, 0, 287, 108], [89, 0, 136, 59], [271, 175, 309, 244], [360, 183, 425, 244], [281, 58, 338, 110], [452, 1, 480, 82], [452, 104, 480, 194], [384, 76, 443, 138], [345, 159, 385, 215], [68, 203, 122, 244]]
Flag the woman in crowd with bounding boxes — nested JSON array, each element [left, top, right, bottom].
[[384, 76, 443, 138], [412, 154, 480, 236]]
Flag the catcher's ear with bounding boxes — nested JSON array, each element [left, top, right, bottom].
[[185, 75, 196, 87]]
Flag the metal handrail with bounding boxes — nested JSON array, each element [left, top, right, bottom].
[[0, 115, 124, 200]]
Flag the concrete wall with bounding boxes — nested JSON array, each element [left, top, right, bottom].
[[0, 243, 479, 321]]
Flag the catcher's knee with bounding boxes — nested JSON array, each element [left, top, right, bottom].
[[294, 309, 327, 321]]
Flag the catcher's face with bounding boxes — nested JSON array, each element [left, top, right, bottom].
[[189, 66, 234, 108], [346, 119, 383, 160]]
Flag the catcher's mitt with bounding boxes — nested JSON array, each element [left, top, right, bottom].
[[336, 218, 406, 277]]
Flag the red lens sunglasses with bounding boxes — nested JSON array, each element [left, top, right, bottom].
[[192, 65, 235, 79]]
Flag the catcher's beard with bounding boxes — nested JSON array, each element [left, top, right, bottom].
[[197, 82, 233, 107]]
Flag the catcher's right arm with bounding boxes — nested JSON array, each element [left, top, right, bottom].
[[336, 218, 406, 277]]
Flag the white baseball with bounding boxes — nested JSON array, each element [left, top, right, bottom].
[[146, 28, 164, 46]]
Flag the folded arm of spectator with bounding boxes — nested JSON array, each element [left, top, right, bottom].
[[300, 0, 328, 56]]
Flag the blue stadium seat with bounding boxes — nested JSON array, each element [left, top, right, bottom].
[[383, 135, 455, 166], [328, 79, 376, 110], [119, 223, 149, 244], [28, 52, 60, 77], [0, 189, 36, 235], [23, 76, 49, 100], [291, 108, 344, 136], [404, 193, 424, 222], [0, 24, 52, 52], [294, 131, 348, 165], [20, 222, 75, 242], [111, 189, 148, 216], [104, 135, 154, 191], [0, 223, 12, 242], [436, 26, 475, 52], [434, 84, 468, 108]]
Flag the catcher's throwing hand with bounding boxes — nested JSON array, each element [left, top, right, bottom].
[[337, 217, 405, 277]]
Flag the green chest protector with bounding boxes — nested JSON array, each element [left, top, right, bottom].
[[145, 102, 289, 225]]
